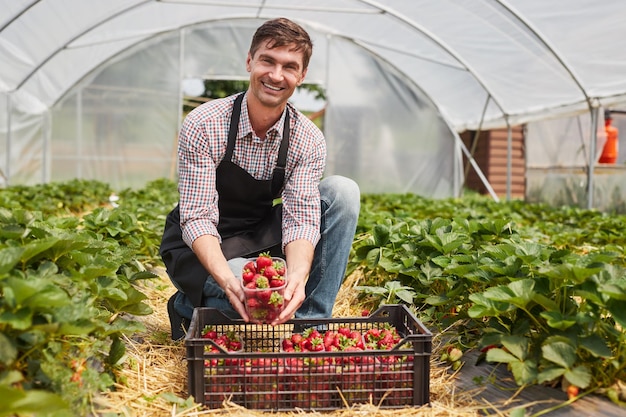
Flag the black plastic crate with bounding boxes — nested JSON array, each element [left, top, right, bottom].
[[185, 304, 432, 411]]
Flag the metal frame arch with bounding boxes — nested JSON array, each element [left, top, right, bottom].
[[12, 0, 153, 92], [354, 0, 510, 121]]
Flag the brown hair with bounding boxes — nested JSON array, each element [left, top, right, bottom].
[[249, 18, 313, 70]]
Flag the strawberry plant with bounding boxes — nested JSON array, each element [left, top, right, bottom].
[[0, 181, 159, 415], [349, 193, 626, 405]]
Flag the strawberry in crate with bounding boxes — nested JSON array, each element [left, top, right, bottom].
[[200, 326, 245, 407], [241, 253, 287, 323], [363, 324, 415, 406], [285, 356, 340, 409], [238, 356, 287, 410]]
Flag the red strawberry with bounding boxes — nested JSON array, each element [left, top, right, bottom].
[[308, 337, 324, 352], [242, 268, 255, 284], [243, 261, 256, 274], [254, 275, 270, 289], [273, 260, 286, 276], [282, 338, 294, 351], [269, 276, 285, 288], [246, 298, 261, 309], [201, 325, 217, 340], [268, 291, 284, 308], [290, 333, 304, 350], [265, 310, 279, 322], [338, 326, 351, 337], [256, 289, 272, 302], [263, 265, 278, 278], [323, 331, 336, 351], [256, 252, 273, 270]]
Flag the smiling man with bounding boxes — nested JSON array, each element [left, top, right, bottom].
[[160, 18, 360, 340]]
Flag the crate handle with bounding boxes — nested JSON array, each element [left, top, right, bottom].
[[368, 303, 410, 319]]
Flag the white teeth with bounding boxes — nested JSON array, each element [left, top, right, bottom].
[[263, 82, 281, 91]]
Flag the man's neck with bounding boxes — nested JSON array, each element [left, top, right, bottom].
[[246, 94, 285, 139]]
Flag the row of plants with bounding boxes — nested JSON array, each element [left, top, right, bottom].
[[348, 193, 626, 408], [0, 179, 177, 416], [2, 178, 625, 414]]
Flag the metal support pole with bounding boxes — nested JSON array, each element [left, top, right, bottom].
[[506, 121, 512, 201], [587, 105, 599, 209]]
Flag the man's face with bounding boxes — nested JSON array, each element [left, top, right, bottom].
[[246, 41, 307, 109]]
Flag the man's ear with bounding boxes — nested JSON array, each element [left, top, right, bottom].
[[246, 53, 252, 72], [297, 68, 308, 86]]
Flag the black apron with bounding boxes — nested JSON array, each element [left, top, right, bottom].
[[159, 93, 290, 307]]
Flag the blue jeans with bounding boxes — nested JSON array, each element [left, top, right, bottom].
[[173, 175, 361, 320]]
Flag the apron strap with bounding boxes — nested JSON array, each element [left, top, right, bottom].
[[223, 93, 245, 162], [223, 92, 289, 198], [272, 109, 289, 197]]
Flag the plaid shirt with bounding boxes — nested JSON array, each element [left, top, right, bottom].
[[178, 92, 326, 251]]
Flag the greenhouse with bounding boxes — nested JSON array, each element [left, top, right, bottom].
[[2, 2, 626, 416]]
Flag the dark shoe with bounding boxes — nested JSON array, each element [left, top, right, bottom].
[[167, 293, 188, 340]]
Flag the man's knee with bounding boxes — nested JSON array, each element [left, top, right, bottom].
[[320, 175, 360, 215]]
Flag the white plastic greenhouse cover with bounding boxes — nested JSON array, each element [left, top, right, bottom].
[[2, 0, 626, 199]]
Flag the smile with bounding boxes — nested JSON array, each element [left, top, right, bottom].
[[263, 82, 284, 91]]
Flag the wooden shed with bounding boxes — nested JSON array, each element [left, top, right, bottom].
[[460, 126, 526, 199]]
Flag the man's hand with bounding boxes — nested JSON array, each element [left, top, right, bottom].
[[192, 234, 250, 321], [271, 239, 314, 325], [223, 275, 249, 321], [274, 273, 307, 324]]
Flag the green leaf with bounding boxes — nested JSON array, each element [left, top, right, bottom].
[[424, 295, 449, 306], [0, 246, 25, 275], [483, 279, 534, 309], [0, 332, 18, 365], [108, 337, 127, 366], [26, 286, 70, 309], [468, 293, 512, 317], [579, 334, 612, 358], [5, 277, 48, 305], [538, 366, 566, 384], [542, 341, 576, 369], [501, 335, 529, 361], [0, 386, 68, 415], [395, 289, 416, 304], [58, 320, 97, 335], [509, 407, 527, 417], [532, 292, 559, 311], [19, 237, 61, 264], [599, 283, 626, 301], [513, 241, 543, 263], [486, 347, 518, 364], [540, 311, 577, 330], [0, 224, 28, 240], [354, 285, 388, 296], [372, 224, 390, 246], [365, 247, 382, 268], [564, 365, 592, 389], [606, 299, 626, 328], [510, 358, 538, 385], [0, 308, 33, 330]]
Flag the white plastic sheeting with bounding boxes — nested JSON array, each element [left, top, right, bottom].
[[2, 1, 626, 197]]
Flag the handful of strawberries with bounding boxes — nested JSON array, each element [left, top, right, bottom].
[[241, 252, 287, 323]]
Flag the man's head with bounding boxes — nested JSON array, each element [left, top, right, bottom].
[[246, 18, 313, 110], [249, 18, 313, 71]]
